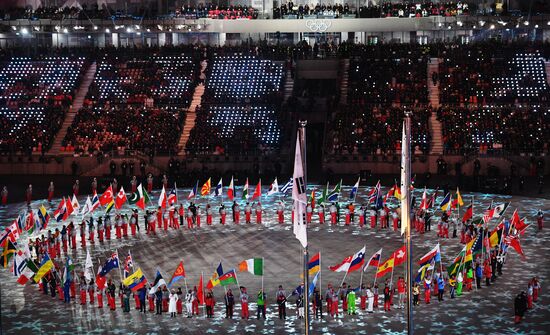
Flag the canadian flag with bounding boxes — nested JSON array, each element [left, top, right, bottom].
[[115, 186, 127, 210]]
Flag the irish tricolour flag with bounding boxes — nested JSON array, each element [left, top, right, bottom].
[[238, 258, 263, 276]]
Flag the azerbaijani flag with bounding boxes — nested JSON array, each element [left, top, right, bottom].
[[219, 269, 238, 286], [238, 258, 263, 276]]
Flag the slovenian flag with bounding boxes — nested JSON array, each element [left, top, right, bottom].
[[418, 243, 441, 265], [329, 246, 366, 273], [349, 177, 360, 200]]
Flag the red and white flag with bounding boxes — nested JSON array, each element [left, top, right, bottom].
[[115, 186, 127, 210]]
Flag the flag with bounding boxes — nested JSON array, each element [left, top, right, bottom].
[[505, 235, 525, 260], [292, 284, 305, 297], [439, 193, 451, 211], [327, 180, 342, 202], [150, 270, 168, 293], [37, 205, 50, 231], [80, 196, 92, 215], [317, 182, 329, 205], [168, 261, 185, 288], [349, 177, 360, 200], [128, 184, 150, 210], [53, 197, 67, 222], [158, 186, 167, 208], [308, 252, 320, 275], [201, 178, 211, 196], [419, 188, 428, 210], [90, 192, 100, 212], [206, 262, 224, 289], [63, 196, 74, 220], [99, 185, 114, 206], [63, 256, 74, 285], [167, 184, 178, 205], [417, 259, 435, 282], [99, 253, 120, 277], [376, 256, 394, 278], [242, 178, 249, 200], [252, 180, 261, 200], [363, 248, 382, 272], [115, 186, 127, 210], [393, 245, 407, 266], [453, 188, 464, 207], [511, 210, 528, 234], [23, 211, 34, 233], [84, 250, 94, 282], [34, 253, 54, 283], [219, 269, 238, 286], [489, 229, 502, 248], [238, 258, 263, 276], [400, 122, 410, 236], [96, 265, 107, 290], [13, 251, 28, 277], [428, 188, 438, 209], [123, 251, 133, 278], [70, 195, 80, 213], [1, 222, 20, 244], [214, 178, 223, 197], [1, 239, 17, 268], [308, 271, 320, 298], [492, 203, 509, 219], [368, 180, 381, 203], [105, 200, 115, 214], [385, 184, 400, 202], [462, 204, 473, 222], [329, 246, 366, 273], [18, 258, 38, 285], [197, 274, 204, 305], [268, 178, 279, 195], [281, 178, 293, 194], [122, 268, 147, 291], [418, 244, 441, 265], [292, 136, 308, 248], [227, 177, 235, 201]]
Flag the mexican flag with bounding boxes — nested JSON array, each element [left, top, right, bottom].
[[128, 184, 150, 210], [238, 258, 263, 276]]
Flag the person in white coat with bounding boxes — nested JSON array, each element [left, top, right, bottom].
[[366, 285, 374, 313], [169, 289, 179, 317], [185, 289, 193, 317]]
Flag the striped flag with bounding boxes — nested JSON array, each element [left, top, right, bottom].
[[280, 178, 293, 194]]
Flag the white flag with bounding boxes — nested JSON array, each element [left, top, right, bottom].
[[268, 178, 279, 195], [400, 122, 410, 236], [84, 250, 94, 282], [292, 135, 307, 248], [80, 196, 92, 215], [71, 194, 80, 213]]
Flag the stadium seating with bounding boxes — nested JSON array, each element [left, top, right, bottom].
[[0, 57, 85, 154]]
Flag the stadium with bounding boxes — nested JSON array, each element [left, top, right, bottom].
[[0, 0, 549, 334]]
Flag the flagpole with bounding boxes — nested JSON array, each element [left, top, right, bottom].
[[319, 251, 322, 304], [373, 249, 382, 288], [299, 120, 310, 335], [116, 249, 124, 282], [403, 111, 414, 335], [261, 257, 264, 294], [201, 271, 205, 316]]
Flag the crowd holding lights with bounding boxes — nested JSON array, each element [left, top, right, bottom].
[[0, 57, 85, 154], [491, 54, 549, 100]]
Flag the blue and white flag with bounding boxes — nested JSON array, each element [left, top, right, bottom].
[[308, 271, 320, 298], [281, 178, 293, 194], [214, 178, 223, 197], [349, 177, 360, 200]]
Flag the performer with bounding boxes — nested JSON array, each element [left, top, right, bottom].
[[176, 288, 183, 314], [169, 289, 179, 318], [318, 204, 325, 224], [347, 287, 356, 315], [195, 207, 201, 228], [219, 204, 226, 225], [47, 182, 54, 202], [26, 184, 32, 204], [79, 277, 87, 305], [97, 218, 104, 242], [73, 180, 80, 196], [107, 280, 116, 311], [205, 290, 215, 318], [244, 202, 252, 224], [88, 279, 96, 305], [366, 285, 374, 313], [105, 214, 112, 240], [358, 206, 365, 227], [276, 285, 287, 319], [1, 186, 8, 205], [255, 202, 262, 224], [369, 207, 377, 229], [537, 209, 544, 231], [147, 173, 153, 193], [257, 289, 266, 319], [192, 286, 199, 315], [241, 287, 250, 319], [206, 204, 213, 225], [80, 221, 86, 248], [329, 203, 337, 225], [225, 289, 234, 319]]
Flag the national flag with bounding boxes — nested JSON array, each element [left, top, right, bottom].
[[268, 178, 279, 195], [150, 270, 168, 293], [238, 258, 263, 276], [99, 185, 114, 206], [201, 178, 211, 196], [252, 180, 261, 200], [393, 245, 407, 266], [242, 178, 249, 200], [227, 177, 235, 201], [128, 184, 150, 210], [37, 205, 50, 231], [13, 251, 28, 277], [511, 210, 528, 234], [329, 246, 366, 273], [34, 253, 54, 283], [219, 269, 238, 286], [99, 252, 120, 277], [23, 211, 34, 233], [168, 261, 185, 288], [376, 256, 394, 278], [80, 196, 91, 215], [385, 184, 400, 202], [1, 239, 17, 268], [427, 188, 438, 209], [292, 135, 307, 248], [368, 180, 381, 203], [418, 244, 441, 265], [308, 271, 320, 298], [317, 182, 329, 205], [206, 262, 224, 289], [197, 274, 204, 305], [63, 256, 74, 285], [439, 193, 451, 211], [327, 180, 342, 202], [1, 222, 20, 244], [363, 248, 382, 272], [123, 251, 133, 278], [53, 197, 67, 222], [122, 268, 147, 291], [70, 194, 80, 213], [492, 203, 509, 219], [167, 184, 178, 205], [505, 235, 525, 260], [291, 284, 305, 297], [17, 258, 38, 285], [349, 177, 360, 200], [214, 178, 223, 197], [489, 229, 502, 248], [115, 186, 127, 210], [308, 252, 320, 275], [280, 178, 293, 194], [63, 196, 74, 220], [417, 259, 435, 282], [105, 200, 115, 214], [90, 192, 100, 212], [419, 188, 428, 210], [446, 250, 463, 277], [453, 187, 464, 207], [462, 204, 473, 222], [158, 186, 168, 208], [96, 265, 107, 290], [84, 250, 94, 282]]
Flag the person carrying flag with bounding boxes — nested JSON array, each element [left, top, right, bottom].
[[105, 214, 112, 240], [257, 289, 266, 319], [79, 276, 87, 305], [329, 203, 337, 225], [244, 202, 252, 224], [98, 218, 104, 242], [276, 285, 286, 319], [80, 221, 86, 248], [369, 206, 377, 229], [255, 202, 262, 224], [219, 204, 226, 225]]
